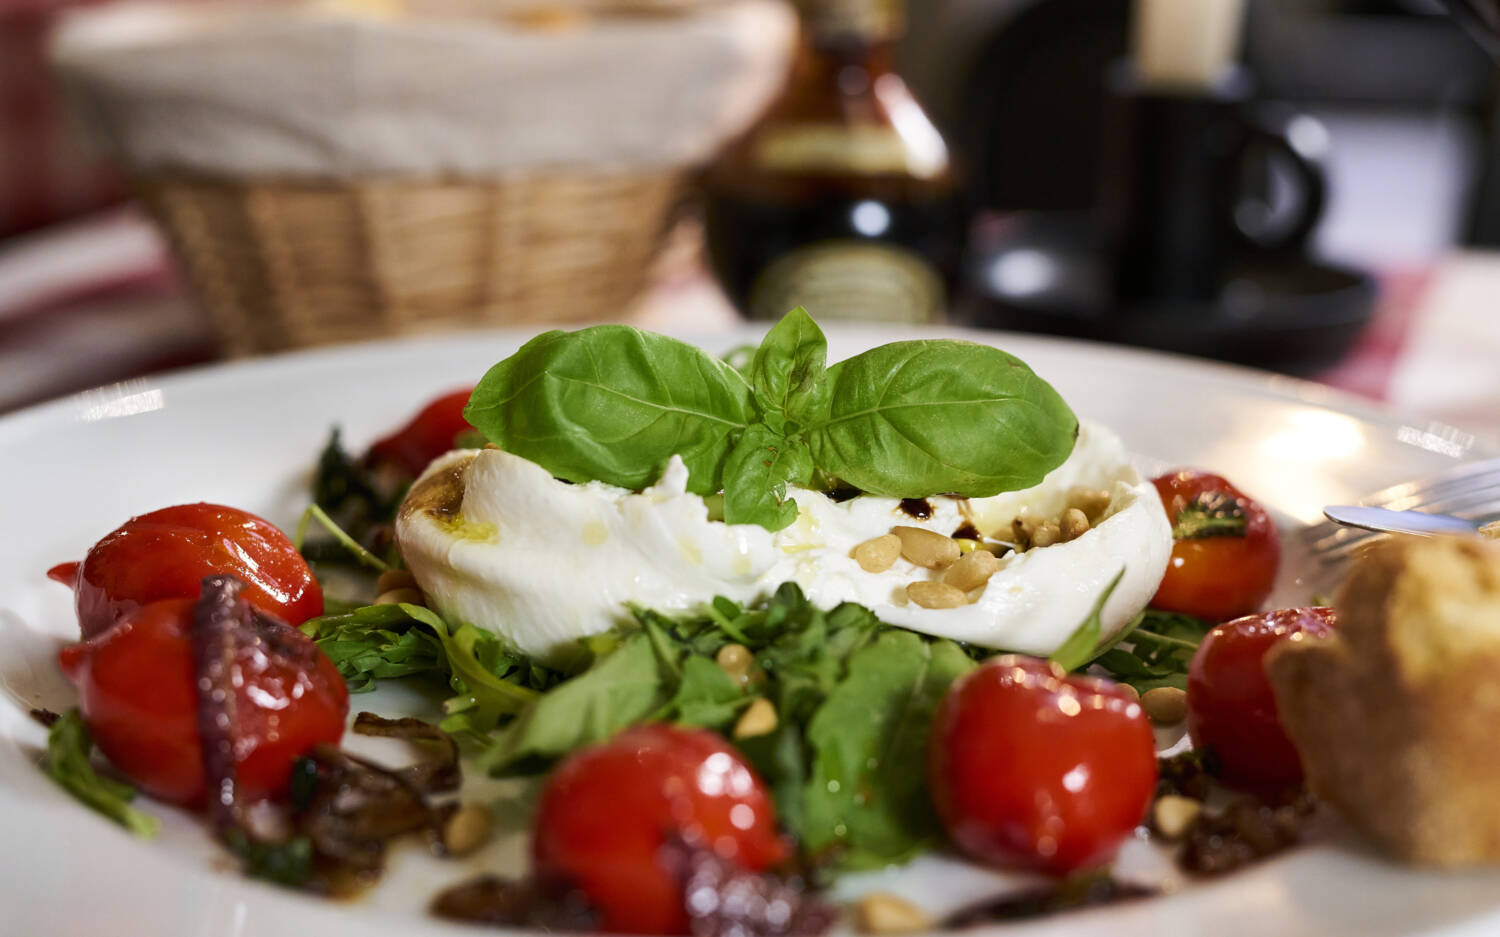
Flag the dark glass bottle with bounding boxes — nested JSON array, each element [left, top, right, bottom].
[[703, 0, 962, 323]]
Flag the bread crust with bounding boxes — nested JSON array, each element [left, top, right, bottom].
[[1266, 535, 1500, 866]]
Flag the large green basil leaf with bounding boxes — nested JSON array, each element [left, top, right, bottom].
[[721, 423, 813, 531], [747, 307, 831, 433], [806, 340, 1078, 497], [464, 326, 754, 494]]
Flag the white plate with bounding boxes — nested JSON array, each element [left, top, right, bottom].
[[2, 324, 1499, 937]]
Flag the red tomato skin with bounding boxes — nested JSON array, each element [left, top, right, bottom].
[[58, 503, 322, 640], [366, 388, 476, 476], [531, 725, 787, 935], [928, 656, 1157, 876], [1186, 606, 1337, 794], [1151, 470, 1281, 622], [58, 597, 349, 807]]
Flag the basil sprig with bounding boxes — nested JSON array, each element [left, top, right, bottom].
[[465, 309, 1078, 531]]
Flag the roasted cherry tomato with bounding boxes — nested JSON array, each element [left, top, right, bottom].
[[1151, 470, 1281, 622], [57, 596, 348, 806], [365, 387, 476, 476], [47, 502, 322, 640], [532, 724, 787, 935], [928, 655, 1156, 876], [1187, 606, 1337, 794]]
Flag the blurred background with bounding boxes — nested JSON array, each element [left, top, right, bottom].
[[2, 0, 1497, 436]]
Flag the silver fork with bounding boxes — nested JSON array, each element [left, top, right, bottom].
[[1302, 456, 1500, 565]]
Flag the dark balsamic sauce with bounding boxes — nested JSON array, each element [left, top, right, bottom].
[[898, 498, 933, 519], [950, 523, 980, 541], [942, 876, 1158, 927], [824, 487, 862, 503]]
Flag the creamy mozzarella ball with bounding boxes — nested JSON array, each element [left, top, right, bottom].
[[396, 420, 1171, 665]]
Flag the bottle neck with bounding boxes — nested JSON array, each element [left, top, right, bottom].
[[789, 27, 900, 88], [793, 0, 903, 57]]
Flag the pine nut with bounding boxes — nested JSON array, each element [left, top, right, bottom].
[[1030, 521, 1062, 548], [906, 581, 967, 609], [375, 587, 425, 607], [851, 533, 902, 573], [375, 568, 417, 594], [891, 526, 960, 569], [442, 803, 494, 856], [1117, 682, 1140, 701], [1142, 686, 1188, 724], [1482, 520, 1500, 540], [855, 893, 934, 935], [1067, 487, 1112, 521], [1011, 515, 1037, 550], [943, 548, 1000, 592], [715, 644, 753, 678], [733, 698, 778, 739], [1152, 795, 1203, 841], [1060, 508, 1091, 542]]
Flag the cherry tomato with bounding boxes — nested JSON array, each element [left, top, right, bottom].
[[532, 724, 787, 935], [1186, 606, 1337, 794], [365, 387, 476, 476], [57, 596, 348, 806], [47, 502, 322, 640], [928, 655, 1156, 876], [1151, 470, 1281, 622]]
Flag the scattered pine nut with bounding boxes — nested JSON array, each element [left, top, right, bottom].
[[851, 534, 902, 573], [891, 526, 961, 569], [716, 644, 753, 679], [375, 587, 425, 607], [907, 581, 967, 609], [1011, 515, 1037, 550], [1152, 795, 1203, 841], [1482, 520, 1500, 540], [943, 548, 1000, 592], [375, 568, 417, 594], [1030, 521, 1062, 549], [1067, 487, 1112, 522], [442, 803, 494, 856], [1060, 507, 1091, 542], [1117, 682, 1141, 701], [855, 893, 934, 935], [1142, 686, 1188, 724], [733, 698, 778, 739]]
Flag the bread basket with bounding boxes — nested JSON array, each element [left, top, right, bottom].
[[54, 1, 791, 354]]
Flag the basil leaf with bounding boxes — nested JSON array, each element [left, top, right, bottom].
[[1049, 567, 1126, 672], [806, 340, 1077, 497], [801, 630, 974, 868], [721, 424, 813, 531], [41, 709, 159, 838], [464, 327, 755, 494], [748, 307, 831, 432]]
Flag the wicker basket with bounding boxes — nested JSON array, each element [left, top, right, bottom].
[[140, 171, 686, 355]]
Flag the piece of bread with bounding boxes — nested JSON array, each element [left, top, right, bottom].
[[1266, 535, 1500, 866]]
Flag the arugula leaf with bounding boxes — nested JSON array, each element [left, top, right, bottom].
[[721, 424, 814, 530], [41, 709, 159, 838], [1091, 609, 1213, 693], [464, 327, 755, 495], [800, 631, 974, 868], [747, 307, 831, 433], [1048, 567, 1126, 672], [660, 656, 748, 729], [806, 339, 1077, 498], [225, 830, 312, 887], [480, 633, 674, 775], [300, 603, 549, 736]]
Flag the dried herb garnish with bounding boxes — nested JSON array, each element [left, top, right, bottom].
[[352, 712, 461, 794], [1171, 490, 1247, 539], [1177, 792, 1327, 877], [431, 877, 600, 930]]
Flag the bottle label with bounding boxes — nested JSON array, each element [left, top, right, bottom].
[[755, 124, 927, 177], [748, 240, 945, 323]]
